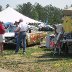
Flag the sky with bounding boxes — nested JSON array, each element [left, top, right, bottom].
[[0, 0, 72, 9]]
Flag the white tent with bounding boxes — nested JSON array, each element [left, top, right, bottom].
[[0, 7, 40, 23]]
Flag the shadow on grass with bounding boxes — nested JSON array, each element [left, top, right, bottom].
[[3, 44, 72, 63], [37, 52, 72, 58], [2, 52, 72, 63], [32, 48, 72, 62], [36, 58, 63, 63], [38, 47, 72, 58], [2, 58, 63, 64], [32, 52, 72, 63], [4, 43, 16, 50]]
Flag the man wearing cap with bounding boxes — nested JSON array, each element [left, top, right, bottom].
[[14, 19, 29, 54]]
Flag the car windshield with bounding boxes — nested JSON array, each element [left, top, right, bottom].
[[6, 25, 16, 32]]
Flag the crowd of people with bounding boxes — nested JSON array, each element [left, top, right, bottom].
[[0, 19, 29, 55]]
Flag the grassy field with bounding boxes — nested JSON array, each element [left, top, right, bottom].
[[0, 45, 72, 72]]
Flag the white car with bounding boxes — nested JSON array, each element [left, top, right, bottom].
[[3, 32, 15, 43]]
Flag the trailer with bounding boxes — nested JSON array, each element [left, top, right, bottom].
[[60, 7, 72, 54]]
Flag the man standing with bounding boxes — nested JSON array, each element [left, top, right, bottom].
[[14, 20, 29, 54], [14, 19, 23, 49]]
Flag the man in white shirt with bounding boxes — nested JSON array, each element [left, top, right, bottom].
[[14, 20, 29, 54]]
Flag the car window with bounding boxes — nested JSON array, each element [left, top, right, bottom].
[[6, 25, 16, 32]]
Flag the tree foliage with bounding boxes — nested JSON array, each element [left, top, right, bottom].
[[34, 3, 47, 22], [16, 2, 63, 24], [16, 2, 33, 18], [44, 5, 63, 24]]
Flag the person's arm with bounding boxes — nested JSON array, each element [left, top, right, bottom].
[[14, 23, 21, 32], [14, 27, 20, 32]]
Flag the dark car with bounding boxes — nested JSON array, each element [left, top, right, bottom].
[[38, 25, 54, 31]]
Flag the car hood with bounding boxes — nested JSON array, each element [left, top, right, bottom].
[[3, 32, 15, 37]]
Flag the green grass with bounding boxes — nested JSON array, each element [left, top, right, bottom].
[[0, 46, 72, 72]]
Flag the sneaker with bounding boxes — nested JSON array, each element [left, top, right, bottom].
[[23, 52, 26, 55]]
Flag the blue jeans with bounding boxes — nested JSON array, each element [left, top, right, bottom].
[[15, 32, 26, 53], [15, 32, 18, 43]]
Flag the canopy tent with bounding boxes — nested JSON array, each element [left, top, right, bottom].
[[0, 7, 41, 23]]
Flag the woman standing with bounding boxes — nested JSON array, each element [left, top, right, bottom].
[[0, 21, 5, 55]]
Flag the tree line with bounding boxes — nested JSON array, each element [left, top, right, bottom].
[[0, 2, 72, 25]]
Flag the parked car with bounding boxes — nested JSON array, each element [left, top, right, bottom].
[[38, 25, 54, 31], [3, 25, 47, 48]]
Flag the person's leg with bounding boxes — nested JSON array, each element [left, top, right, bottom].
[[1, 42, 3, 53], [15, 39, 19, 53], [0, 42, 1, 53], [0, 42, 3, 55], [0, 35, 4, 54], [15, 33, 18, 43], [15, 32, 22, 53], [22, 32, 26, 52]]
